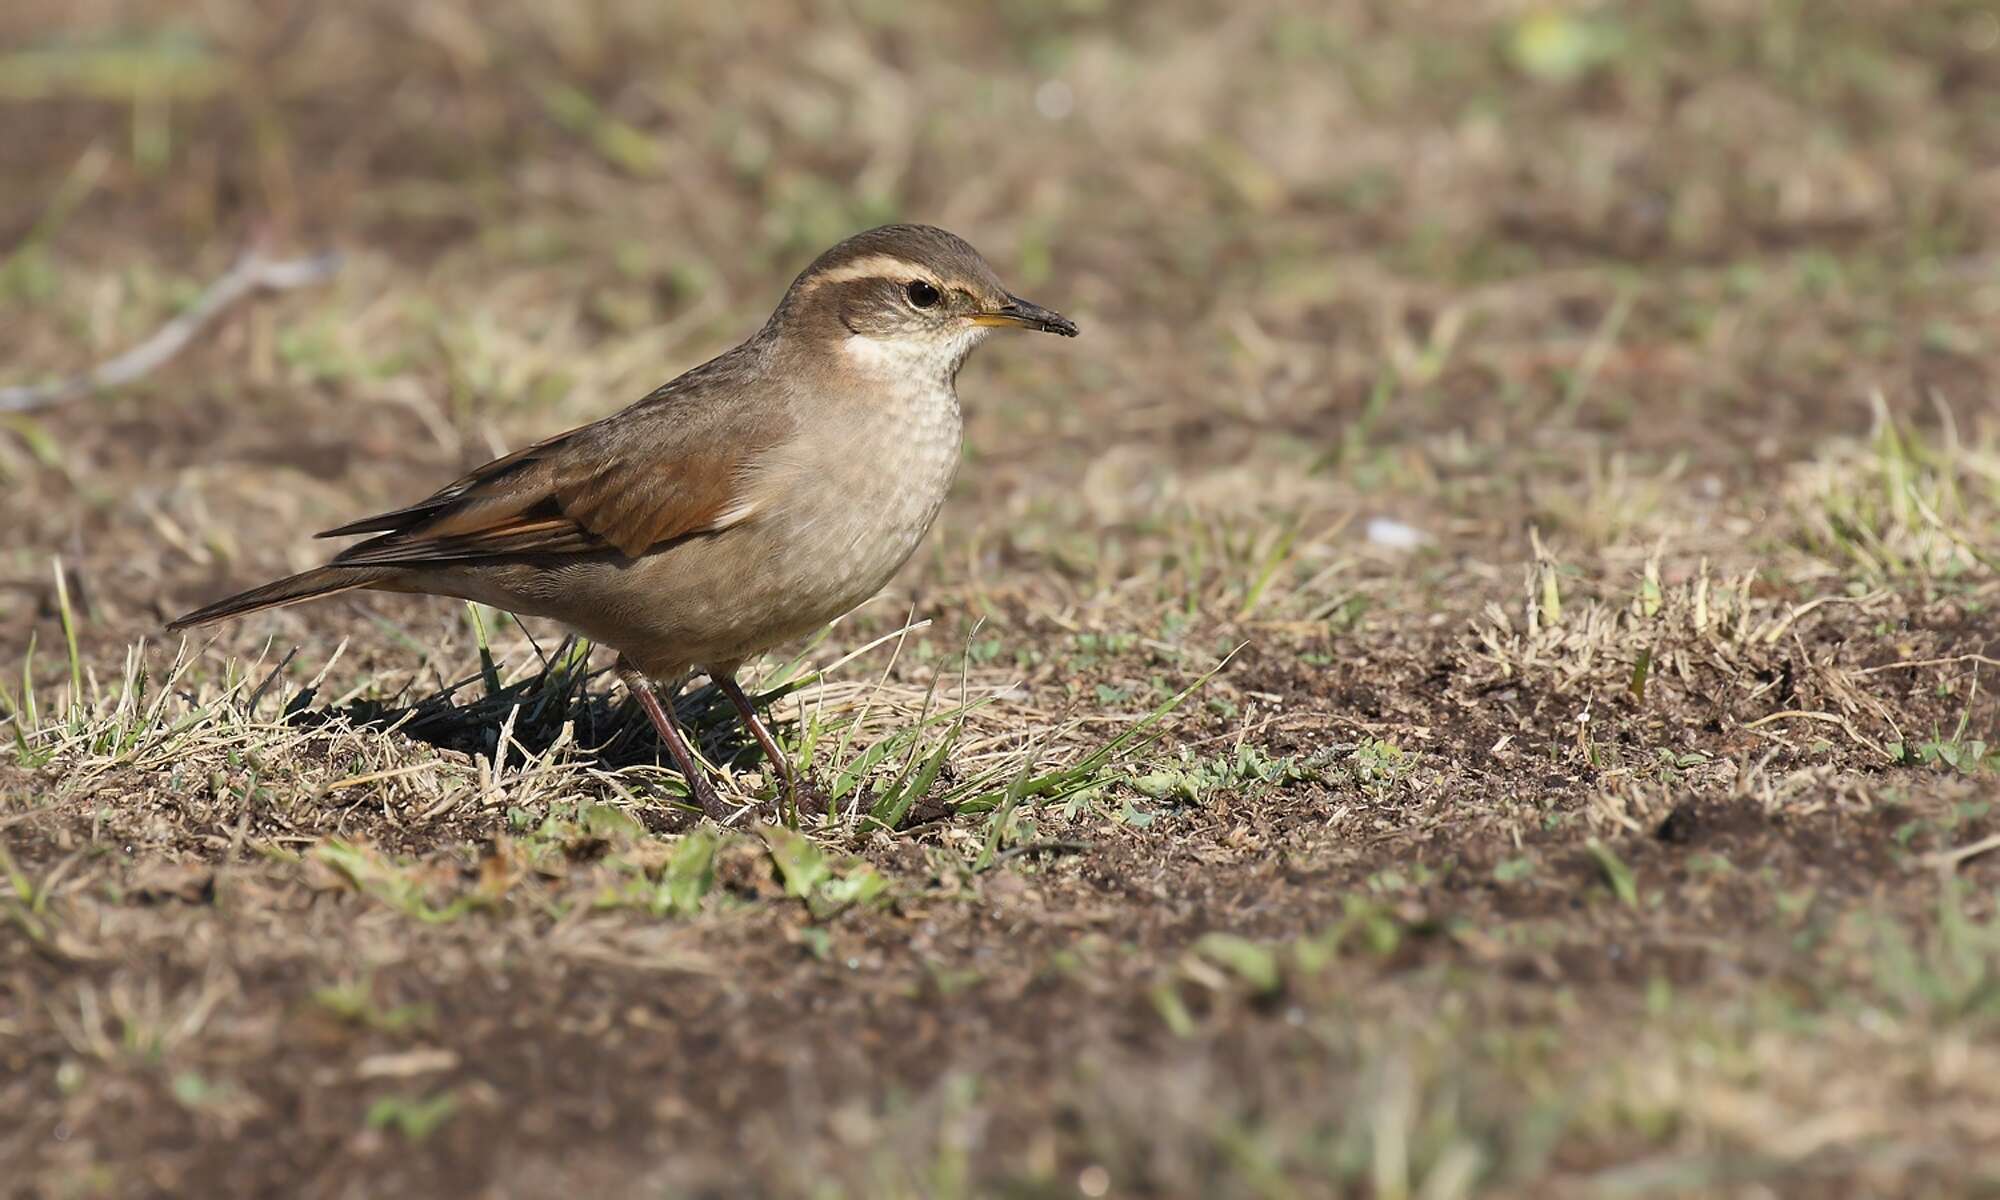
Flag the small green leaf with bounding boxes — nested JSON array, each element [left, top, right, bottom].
[[763, 825, 830, 899], [1149, 981, 1198, 1038], [0, 414, 63, 467], [312, 840, 475, 924], [579, 803, 644, 843], [365, 1093, 458, 1143], [1586, 838, 1639, 908], [813, 863, 889, 918], [171, 1072, 216, 1107], [1193, 933, 1282, 994], [655, 828, 718, 918], [761, 827, 891, 920]]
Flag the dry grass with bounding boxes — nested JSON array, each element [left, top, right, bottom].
[[4, 1, 2000, 1196]]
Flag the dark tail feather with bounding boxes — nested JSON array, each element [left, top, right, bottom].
[[167, 567, 388, 631]]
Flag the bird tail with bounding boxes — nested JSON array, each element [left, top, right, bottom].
[[167, 566, 389, 631]]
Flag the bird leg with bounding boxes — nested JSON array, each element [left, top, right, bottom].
[[716, 674, 797, 810], [616, 660, 730, 820]]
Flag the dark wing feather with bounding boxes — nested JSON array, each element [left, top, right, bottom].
[[316, 435, 560, 539], [318, 346, 788, 568]]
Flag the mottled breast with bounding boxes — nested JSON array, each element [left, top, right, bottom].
[[785, 356, 964, 618]]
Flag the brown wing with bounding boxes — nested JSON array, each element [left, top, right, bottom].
[[319, 349, 787, 567]]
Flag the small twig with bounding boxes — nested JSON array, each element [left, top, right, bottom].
[[0, 244, 342, 413], [1853, 654, 2000, 676], [1923, 832, 2000, 873], [244, 646, 301, 719], [322, 763, 443, 794], [1760, 590, 1890, 645], [1739, 709, 1892, 760]]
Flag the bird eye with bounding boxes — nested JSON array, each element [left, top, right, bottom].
[[905, 280, 941, 309]]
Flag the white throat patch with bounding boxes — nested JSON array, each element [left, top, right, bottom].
[[840, 326, 991, 385]]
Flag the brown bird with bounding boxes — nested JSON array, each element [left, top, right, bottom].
[[170, 224, 1078, 818]]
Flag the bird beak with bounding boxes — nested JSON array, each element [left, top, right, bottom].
[[973, 294, 1079, 337]]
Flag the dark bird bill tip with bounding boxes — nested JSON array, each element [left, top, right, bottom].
[[975, 295, 1079, 337]]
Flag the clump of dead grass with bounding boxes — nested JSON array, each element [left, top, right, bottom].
[[1785, 396, 2000, 586], [1462, 532, 1952, 765]]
